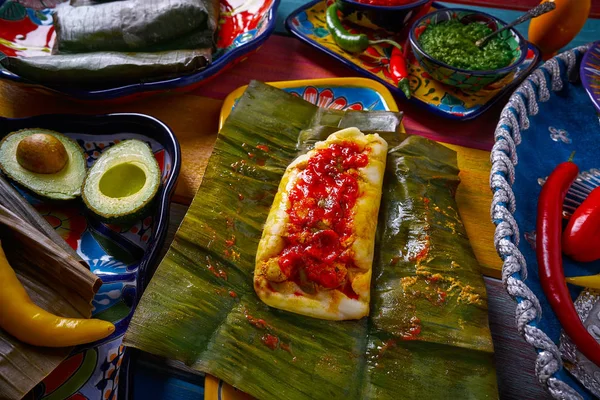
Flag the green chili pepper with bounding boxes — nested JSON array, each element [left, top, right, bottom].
[[326, 4, 370, 53], [325, 4, 405, 53]]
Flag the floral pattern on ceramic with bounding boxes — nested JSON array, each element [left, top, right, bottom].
[[286, 85, 389, 110], [581, 41, 600, 114], [12, 132, 173, 400], [286, 0, 540, 120], [0, 0, 279, 101], [409, 8, 526, 92]]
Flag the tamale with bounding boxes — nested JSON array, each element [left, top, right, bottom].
[[0, 204, 101, 400], [53, 0, 219, 54], [0, 50, 211, 85], [124, 82, 497, 400]]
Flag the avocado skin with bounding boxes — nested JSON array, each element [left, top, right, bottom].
[[0, 129, 87, 201]]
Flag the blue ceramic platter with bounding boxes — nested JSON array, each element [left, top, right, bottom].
[[0, 113, 181, 400], [0, 0, 279, 101], [581, 41, 600, 114], [491, 45, 600, 399]]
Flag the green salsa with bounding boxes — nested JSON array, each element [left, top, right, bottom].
[[418, 20, 514, 71]]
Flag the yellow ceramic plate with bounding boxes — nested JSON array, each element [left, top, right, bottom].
[[206, 77, 501, 400]]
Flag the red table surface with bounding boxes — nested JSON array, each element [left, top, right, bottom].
[[194, 35, 505, 152]]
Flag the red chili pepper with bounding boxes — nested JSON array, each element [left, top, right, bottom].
[[389, 46, 411, 99], [536, 161, 600, 366], [563, 186, 600, 262]]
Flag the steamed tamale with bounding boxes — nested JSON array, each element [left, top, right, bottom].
[[124, 82, 497, 400], [54, 0, 219, 54], [0, 50, 211, 85]]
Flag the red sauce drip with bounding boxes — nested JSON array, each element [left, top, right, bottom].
[[229, 290, 237, 298], [278, 142, 368, 291], [280, 342, 292, 353], [256, 144, 270, 152], [225, 236, 236, 247], [248, 152, 256, 158], [257, 159, 266, 167], [402, 317, 422, 340], [238, 193, 245, 201], [246, 314, 269, 330], [261, 334, 279, 350]]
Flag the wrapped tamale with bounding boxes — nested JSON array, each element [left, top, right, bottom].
[[54, 0, 220, 54], [0, 50, 211, 85], [124, 82, 497, 400]]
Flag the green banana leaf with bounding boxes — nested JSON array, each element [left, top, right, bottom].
[[124, 81, 497, 399], [53, 0, 219, 54], [0, 50, 211, 86]]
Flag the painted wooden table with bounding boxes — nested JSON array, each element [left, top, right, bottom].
[[1, 1, 598, 399]]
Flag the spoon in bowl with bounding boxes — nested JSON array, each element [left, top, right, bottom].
[[475, 1, 556, 48]]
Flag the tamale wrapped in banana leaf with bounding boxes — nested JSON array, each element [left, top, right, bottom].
[[53, 0, 219, 54], [124, 81, 497, 399], [0, 50, 211, 85]]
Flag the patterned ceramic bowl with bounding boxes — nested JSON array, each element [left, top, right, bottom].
[[336, 0, 431, 33], [409, 8, 528, 92]]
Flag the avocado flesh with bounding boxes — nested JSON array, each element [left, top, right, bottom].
[[82, 140, 160, 221], [0, 129, 86, 200]]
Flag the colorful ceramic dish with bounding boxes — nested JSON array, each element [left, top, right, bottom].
[[285, 1, 541, 120], [409, 8, 528, 91], [581, 41, 600, 114], [0, 113, 180, 399], [490, 45, 600, 398], [0, 0, 279, 101]]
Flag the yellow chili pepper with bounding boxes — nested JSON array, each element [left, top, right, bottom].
[[565, 274, 600, 290], [0, 242, 115, 347]]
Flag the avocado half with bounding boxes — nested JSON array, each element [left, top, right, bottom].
[[0, 129, 86, 200], [82, 139, 160, 222]]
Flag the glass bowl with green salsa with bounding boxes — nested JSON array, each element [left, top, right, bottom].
[[409, 8, 528, 92]]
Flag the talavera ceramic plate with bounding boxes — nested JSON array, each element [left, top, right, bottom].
[[0, 0, 279, 101], [580, 41, 600, 114], [0, 113, 181, 400], [285, 0, 540, 121], [490, 44, 600, 399]]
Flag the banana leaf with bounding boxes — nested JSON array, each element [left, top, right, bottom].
[[0, 50, 211, 85], [0, 204, 101, 400], [124, 81, 497, 399], [53, 0, 219, 54]]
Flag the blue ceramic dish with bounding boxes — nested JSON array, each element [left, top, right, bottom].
[[0, 0, 279, 102], [336, 0, 430, 33], [0, 113, 181, 399], [409, 8, 528, 92], [580, 41, 600, 114]]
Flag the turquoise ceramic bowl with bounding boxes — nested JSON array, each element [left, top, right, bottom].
[[409, 8, 528, 92]]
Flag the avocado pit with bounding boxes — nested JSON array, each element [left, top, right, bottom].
[[16, 133, 68, 174]]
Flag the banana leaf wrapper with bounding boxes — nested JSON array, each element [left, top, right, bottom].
[[124, 81, 497, 399], [0, 204, 101, 400], [53, 0, 219, 54], [0, 50, 211, 86]]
